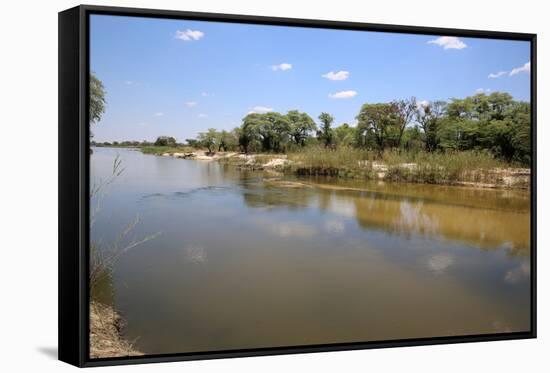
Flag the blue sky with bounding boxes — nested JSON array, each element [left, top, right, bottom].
[[90, 15, 531, 142]]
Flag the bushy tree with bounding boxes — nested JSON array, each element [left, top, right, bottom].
[[440, 93, 530, 162], [402, 125, 424, 152], [286, 110, 317, 146], [154, 136, 177, 147], [317, 112, 334, 148], [239, 112, 291, 152], [392, 97, 417, 147], [215, 130, 239, 151], [356, 103, 397, 150], [333, 123, 356, 147], [90, 73, 106, 125], [415, 101, 446, 152], [186, 138, 200, 147], [197, 129, 218, 153]]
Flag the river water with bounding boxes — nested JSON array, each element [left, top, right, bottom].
[[90, 147, 531, 355]]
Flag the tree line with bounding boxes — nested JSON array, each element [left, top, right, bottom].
[[185, 92, 530, 164]]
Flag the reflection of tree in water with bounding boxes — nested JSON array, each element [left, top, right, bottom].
[[395, 200, 440, 237], [350, 192, 529, 255], [236, 174, 530, 256]]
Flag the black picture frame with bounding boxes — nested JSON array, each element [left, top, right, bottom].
[[59, 4, 537, 368]]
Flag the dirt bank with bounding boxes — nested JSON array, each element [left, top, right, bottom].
[[90, 301, 142, 359]]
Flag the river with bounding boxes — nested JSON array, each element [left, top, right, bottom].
[[90, 147, 531, 355]]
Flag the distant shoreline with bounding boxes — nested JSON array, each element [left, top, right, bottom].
[[92, 145, 530, 190]]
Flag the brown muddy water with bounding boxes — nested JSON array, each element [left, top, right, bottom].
[[91, 147, 531, 355]]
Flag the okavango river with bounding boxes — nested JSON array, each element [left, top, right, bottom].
[[91, 147, 531, 354]]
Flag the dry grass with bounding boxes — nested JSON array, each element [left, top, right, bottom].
[[90, 301, 142, 358], [214, 146, 529, 188], [380, 149, 519, 185], [286, 146, 373, 177]]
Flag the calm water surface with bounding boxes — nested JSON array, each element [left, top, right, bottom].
[[91, 147, 531, 354]]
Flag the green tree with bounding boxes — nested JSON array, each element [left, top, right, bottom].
[[333, 123, 356, 147], [186, 138, 200, 147], [415, 101, 446, 152], [260, 112, 291, 152], [392, 97, 417, 147], [443, 92, 529, 161], [240, 113, 263, 153], [154, 136, 177, 147], [198, 128, 218, 153], [286, 110, 317, 146], [240, 112, 290, 152], [317, 112, 334, 148], [216, 130, 238, 151], [90, 73, 106, 125], [356, 103, 397, 151], [402, 125, 424, 152]]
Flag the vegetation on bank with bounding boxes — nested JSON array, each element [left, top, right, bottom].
[[216, 146, 529, 188]]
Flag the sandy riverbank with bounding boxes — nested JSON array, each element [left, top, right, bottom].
[[90, 301, 142, 359]]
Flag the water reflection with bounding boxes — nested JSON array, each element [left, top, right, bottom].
[[237, 176, 530, 255]]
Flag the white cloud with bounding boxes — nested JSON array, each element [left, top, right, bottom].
[[329, 90, 357, 99], [154, 112, 164, 116], [322, 70, 350, 81], [488, 61, 530, 79], [510, 61, 530, 76], [428, 36, 467, 50], [271, 63, 292, 71], [201, 92, 209, 97], [125, 80, 136, 85], [175, 29, 204, 41], [488, 71, 507, 79], [198, 113, 208, 118], [184, 101, 197, 107], [248, 106, 273, 114]]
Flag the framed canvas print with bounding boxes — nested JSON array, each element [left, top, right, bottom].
[[58, 5, 537, 367]]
